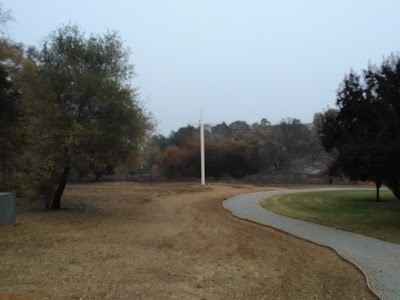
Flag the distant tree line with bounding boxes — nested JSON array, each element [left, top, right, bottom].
[[152, 117, 325, 180]]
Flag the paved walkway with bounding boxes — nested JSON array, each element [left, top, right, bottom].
[[222, 189, 400, 300]]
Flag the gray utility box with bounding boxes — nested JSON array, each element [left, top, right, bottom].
[[0, 193, 16, 225]]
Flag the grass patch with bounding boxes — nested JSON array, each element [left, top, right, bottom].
[[261, 190, 400, 244]]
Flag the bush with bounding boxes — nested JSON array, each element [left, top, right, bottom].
[[0, 173, 54, 204]]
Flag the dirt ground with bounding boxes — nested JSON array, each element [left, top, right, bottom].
[[0, 182, 376, 300]]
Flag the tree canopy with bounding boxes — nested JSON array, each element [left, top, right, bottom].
[[19, 25, 150, 208], [155, 118, 320, 180], [0, 8, 23, 175], [318, 55, 400, 200]]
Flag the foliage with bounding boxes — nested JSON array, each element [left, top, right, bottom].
[[0, 64, 20, 174], [0, 6, 37, 198], [319, 55, 400, 200], [156, 118, 320, 179], [0, 8, 24, 176], [156, 134, 260, 179], [257, 118, 314, 171], [156, 145, 188, 178], [212, 121, 231, 137], [18, 25, 150, 208], [168, 125, 197, 146]]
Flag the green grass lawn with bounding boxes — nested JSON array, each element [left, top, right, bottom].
[[261, 189, 400, 244]]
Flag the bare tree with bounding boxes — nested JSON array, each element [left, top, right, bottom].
[[0, 5, 13, 36]]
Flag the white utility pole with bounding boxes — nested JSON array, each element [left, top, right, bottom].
[[200, 111, 206, 185]]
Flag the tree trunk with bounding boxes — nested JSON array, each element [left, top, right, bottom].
[[95, 171, 102, 182], [50, 166, 70, 209], [375, 181, 381, 202], [272, 159, 278, 171], [311, 154, 315, 171]]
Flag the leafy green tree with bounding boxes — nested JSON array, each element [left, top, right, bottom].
[[365, 56, 400, 199], [229, 120, 252, 141], [19, 25, 150, 208], [306, 114, 327, 171], [257, 118, 312, 171], [278, 118, 311, 158], [211, 122, 231, 138], [319, 57, 400, 201], [168, 125, 197, 146], [0, 7, 24, 176], [0, 64, 20, 174], [156, 134, 170, 151]]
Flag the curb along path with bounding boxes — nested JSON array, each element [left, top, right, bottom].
[[222, 189, 400, 300]]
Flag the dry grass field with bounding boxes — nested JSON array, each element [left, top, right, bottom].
[[0, 182, 376, 299]]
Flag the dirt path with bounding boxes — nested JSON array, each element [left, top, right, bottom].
[[0, 182, 376, 299]]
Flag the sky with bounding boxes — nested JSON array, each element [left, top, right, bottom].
[[2, 0, 400, 135]]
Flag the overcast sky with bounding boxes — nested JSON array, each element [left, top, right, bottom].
[[2, 0, 400, 135]]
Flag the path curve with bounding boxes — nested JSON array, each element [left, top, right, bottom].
[[222, 189, 400, 300]]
